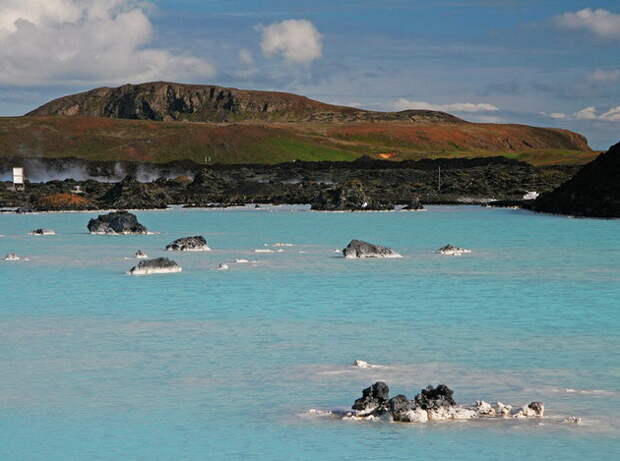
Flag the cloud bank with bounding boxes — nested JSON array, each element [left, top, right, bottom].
[[259, 19, 322, 65], [0, 0, 215, 86], [542, 106, 620, 122], [555, 8, 620, 39], [390, 98, 499, 113]]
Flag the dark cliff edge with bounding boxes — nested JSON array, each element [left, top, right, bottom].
[[531, 141, 620, 218]]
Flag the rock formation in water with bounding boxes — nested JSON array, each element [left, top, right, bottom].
[[100, 176, 171, 209], [436, 244, 472, 256], [4, 253, 20, 261], [352, 381, 391, 416], [344, 382, 545, 423], [87, 211, 148, 234], [30, 228, 55, 235], [128, 257, 182, 275], [310, 180, 394, 211], [134, 250, 148, 259], [532, 141, 620, 217], [165, 236, 210, 251], [342, 240, 402, 259]]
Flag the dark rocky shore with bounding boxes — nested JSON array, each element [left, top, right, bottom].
[[530, 141, 620, 218], [0, 156, 580, 212]]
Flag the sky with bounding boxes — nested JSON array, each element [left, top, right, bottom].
[[0, 0, 619, 149]]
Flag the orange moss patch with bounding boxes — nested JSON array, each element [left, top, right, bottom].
[[36, 193, 95, 210]]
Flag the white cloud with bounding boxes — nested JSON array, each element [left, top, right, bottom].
[[574, 107, 598, 120], [0, 0, 215, 86], [542, 106, 620, 122], [600, 106, 620, 121], [259, 19, 322, 65], [390, 98, 499, 113], [555, 8, 620, 39], [589, 69, 620, 83]]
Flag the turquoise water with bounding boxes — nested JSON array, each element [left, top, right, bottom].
[[1, 206, 619, 460]]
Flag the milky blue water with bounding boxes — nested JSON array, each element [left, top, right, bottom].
[[1, 206, 619, 460]]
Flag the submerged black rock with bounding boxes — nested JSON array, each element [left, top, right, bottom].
[[128, 257, 181, 275], [87, 211, 148, 234], [165, 235, 210, 251], [342, 239, 401, 259], [30, 228, 55, 235]]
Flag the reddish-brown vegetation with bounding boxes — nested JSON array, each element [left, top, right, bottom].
[[35, 193, 95, 210]]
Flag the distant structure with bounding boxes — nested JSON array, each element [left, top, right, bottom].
[[12, 167, 25, 191], [71, 185, 84, 194]]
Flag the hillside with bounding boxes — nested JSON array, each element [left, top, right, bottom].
[[27, 81, 464, 124], [0, 115, 594, 166]]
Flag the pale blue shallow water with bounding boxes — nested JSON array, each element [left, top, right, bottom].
[[0, 206, 619, 460]]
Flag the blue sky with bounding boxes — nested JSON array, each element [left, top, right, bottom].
[[1, 0, 619, 149]]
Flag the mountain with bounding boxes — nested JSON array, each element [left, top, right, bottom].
[[532, 141, 620, 217], [27, 81, 464, 123], [5, 82, 593, 166]]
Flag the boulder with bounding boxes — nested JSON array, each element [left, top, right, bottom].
[[414, 384, 456, 410], [436, 244, 471, 256], [387, 395, 419, 422], [4, 253, 20, 261], [310, 180, 394, 211], [134, 250, 148, 259], [352, 360, 371, 368], [352, 381, 390, 415], [342, 239, 402, 259], [165, 236, 210, 251], [87, 211, 148, 234], [128, 257, 181, 275], [513, 401, 544, 418]]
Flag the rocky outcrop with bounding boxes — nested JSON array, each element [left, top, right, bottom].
[[100, 176, 171, 209], [311, 180, 394, 211], [134, 250, 148, 259], [352, 382, 390, 416], [436, 244, 471, 256], [343, 382, 546, 423], [532, 141, 620, 217], [4, 253, 20, 261], [165, 236, 210, 251], [342, 240, 402, 259], [27, 82, 463, 124], [128, 257, 181, 275], [87, 211, 148, 234]]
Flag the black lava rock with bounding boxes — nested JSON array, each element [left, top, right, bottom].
[[87, 211, 148, 234]]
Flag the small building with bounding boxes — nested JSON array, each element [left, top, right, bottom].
[[12, 167, 25, 191]]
